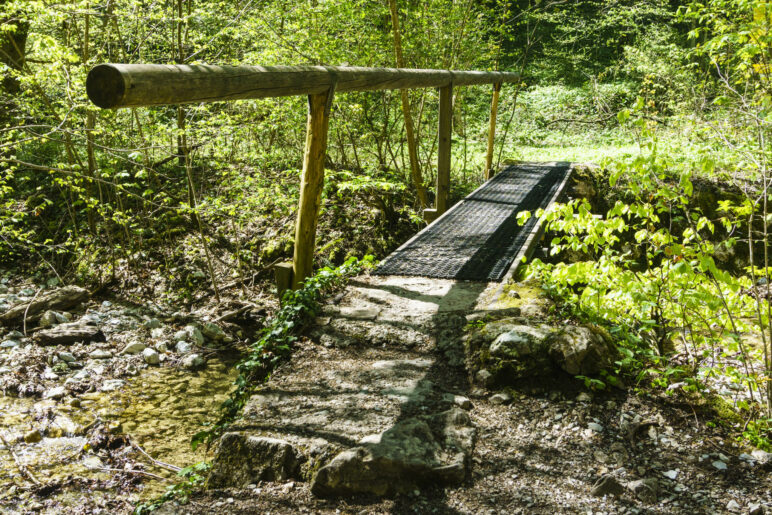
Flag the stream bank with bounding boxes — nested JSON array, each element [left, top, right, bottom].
[[0, 280, 245, 513]]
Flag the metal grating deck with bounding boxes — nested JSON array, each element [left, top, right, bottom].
[[374, 162, 572, 281]]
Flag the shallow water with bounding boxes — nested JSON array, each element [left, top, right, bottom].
[[0, 355, 238, 510]]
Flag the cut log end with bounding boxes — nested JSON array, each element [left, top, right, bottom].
[[86, 64, 126, 109]]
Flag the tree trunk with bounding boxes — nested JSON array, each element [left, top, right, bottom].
[[388, 0, 428, 208], [0, 3, 28, 128]]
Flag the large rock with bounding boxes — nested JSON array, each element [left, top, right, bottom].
[[0, 286, 89, 325], [34, 322, 104, 346], [207, 434, 301, 488], [547, 325, 616, 375], [201, 322, 226, 341], [488, 325, 551, 358], [484, 325, 554, 383], [311, 408, 475, 496]]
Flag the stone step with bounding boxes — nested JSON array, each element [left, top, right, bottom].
[[207, 276, 496, 496]]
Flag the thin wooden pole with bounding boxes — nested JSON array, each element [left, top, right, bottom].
[[292, 89, 334, 289], [436, 84, 452, 215], [485, 82, 501, 180]]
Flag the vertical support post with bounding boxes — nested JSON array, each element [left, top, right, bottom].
[[274, 262, 294, 301], [436, 83, 452, 215], [485, 82, 501, 181], [292, 88, 334, 290]]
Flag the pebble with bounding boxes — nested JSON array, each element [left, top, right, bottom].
[[89, 349, 113, 359], [726, 500, 740, 511], [6, 330, 23, 339], [748, 503, 764, 515], [175, 341, 193, 354], [588, 422, 604, 433], [100, 379, 125, 392], [73, 369, 90, 380], [454, 395, 472, 410], [627, 478, 658, 503], [181, 353, 205, 370], [40, 310, 58, 327], [80, 313, 102, 325], [663, 470, 678, 480], [591, 474, 625, 497], [82, 456, 103, 470], [489, 392, 513, 405], [58, 352, 76, 362], [201, 322, 226, 341], [121, 341, 146, 355], [143, 347, 160, 365], [185, 325, 205, 345], [150, 328, 165, 339], [43, 386, 66, 400], [23, 429, 42, 443], [173, 330, 188, 342], [751, 449, 771, 464], [711, 460, 727, 471], [143, 318, 162, 329], [576, 392, 592, 402], [87, 364, 105, 375], [155, 342, 168, 353], [0, 339, 20, 348]]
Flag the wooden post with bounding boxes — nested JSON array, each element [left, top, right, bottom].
[[485, 82, 501, 181], [274, 262, 294, 300], [292, 88, 334, 290], [422, 208, 438, 223], [436, 84, 452, 215]]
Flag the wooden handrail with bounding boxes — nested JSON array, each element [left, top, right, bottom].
[[86, 63, 519, 109]]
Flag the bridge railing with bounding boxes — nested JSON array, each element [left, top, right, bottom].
[[86, 64, 520, 290]]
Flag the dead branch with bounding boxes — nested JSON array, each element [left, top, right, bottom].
[[98, 467, 171, 482], [128, 437, 182, 473], [0, 433, 41, 486]]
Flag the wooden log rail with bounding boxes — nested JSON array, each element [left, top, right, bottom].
[[86, 64, 520, 290]]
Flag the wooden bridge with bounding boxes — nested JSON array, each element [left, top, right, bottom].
[[86, 64, 570, 290]]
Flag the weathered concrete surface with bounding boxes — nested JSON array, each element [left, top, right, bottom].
[[207, 276, 497, 494]]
